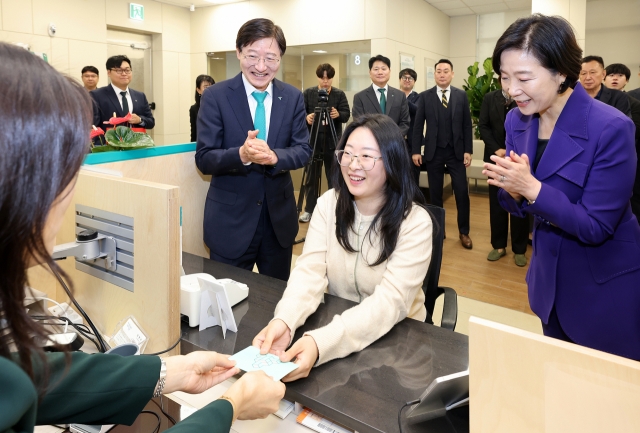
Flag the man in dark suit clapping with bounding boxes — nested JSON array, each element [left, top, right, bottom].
[[195, 18, 311, 280], [352, 55, 410, 137], [412, 59, 474, 249]]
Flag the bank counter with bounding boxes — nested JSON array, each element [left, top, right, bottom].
[[179, 253, 469, 433], [39, 143, 640, 433]]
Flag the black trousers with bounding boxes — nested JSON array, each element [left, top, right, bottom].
[[210, 197, 292, 281], [489, 184, 529, 253], [425, 145, 470, 234], [304, 136, 335, 214], [631, 192, 640, 224]]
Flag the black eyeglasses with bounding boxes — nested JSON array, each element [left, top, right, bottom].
[[401, 76, 415, 82], [110, 68, 132, 75], [335, 150, 382, 171]]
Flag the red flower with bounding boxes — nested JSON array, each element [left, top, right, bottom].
[[90, 126, 105, 138], [108, 112, 132, 126]]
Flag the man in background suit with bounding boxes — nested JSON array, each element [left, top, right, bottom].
[[195, 18, 311, 280], [412, 59, 474, 249], [580, 55, 631, 116], [81, 65, 99, 91], [399, 68, 421, 185], [298, 63, 350, 223], [91, 55, 155, 131], [624, 65, 640, 101], [352, 55, 410, 137], [479, 89, 529, 265]]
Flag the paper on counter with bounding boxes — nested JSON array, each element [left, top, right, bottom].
[[230, 346, 298, 381]]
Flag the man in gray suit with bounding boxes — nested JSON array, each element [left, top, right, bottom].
[[352, 55, 410, 137], [412, 59, 473, 249]]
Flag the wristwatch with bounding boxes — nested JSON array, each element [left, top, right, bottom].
[[153, 358, 167, 398]]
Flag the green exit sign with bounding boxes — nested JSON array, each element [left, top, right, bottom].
[[129, 3, 144, 21]]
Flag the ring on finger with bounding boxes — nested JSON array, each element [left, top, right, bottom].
[[500, 175, 506, 182]]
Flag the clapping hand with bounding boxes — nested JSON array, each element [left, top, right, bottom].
[[239, 130, 278, 165], [483, 150, 541, 202]]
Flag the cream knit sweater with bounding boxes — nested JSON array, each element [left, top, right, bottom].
[[274, 189, 432, 365]]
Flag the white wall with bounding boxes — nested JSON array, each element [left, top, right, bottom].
[[449, 15, 477, 89], [189, 0, 450, 95], [584, 0, 640, 91]]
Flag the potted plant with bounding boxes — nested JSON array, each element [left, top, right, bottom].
[[90, 112, 155, 153], [462, 58, 500, 138]]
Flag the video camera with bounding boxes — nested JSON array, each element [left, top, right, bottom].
[[318, 88, 329, 107]]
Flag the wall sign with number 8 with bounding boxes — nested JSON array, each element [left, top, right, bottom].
[[355, 55, 361, 65]]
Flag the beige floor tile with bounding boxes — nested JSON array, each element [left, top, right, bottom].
[[432, 295, 541, 336]]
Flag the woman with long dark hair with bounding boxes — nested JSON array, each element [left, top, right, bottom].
[[254, 114, 434, 380], [0, 43, 283, 431], [190, 74, 215, 142], [484, 15, 640, 360]]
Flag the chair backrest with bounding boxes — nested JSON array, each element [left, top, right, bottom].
[[423, 204, 445, 324]]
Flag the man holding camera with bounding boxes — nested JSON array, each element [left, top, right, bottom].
[[298, 63, 350, 222]]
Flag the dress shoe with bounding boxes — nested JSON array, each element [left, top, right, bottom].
[[487, 249, 506, 261], [299, 211, 312, 223], [514, 254, 527, 267], [459, 233, 473, 249]]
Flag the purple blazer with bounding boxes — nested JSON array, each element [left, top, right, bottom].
[[499, 83, 640, 359]]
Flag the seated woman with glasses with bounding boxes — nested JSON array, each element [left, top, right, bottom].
[[253, 114, 434, 381]]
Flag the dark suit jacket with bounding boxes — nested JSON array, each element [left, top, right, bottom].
[[195, 73, 311, 259], [597, 85, 631, 117], [627, 94, 640, 194], [303, 86, 350, 144], [411, 86, 473, 161], [626, 87, 640, 101], [91, 85, 155, 130], [406, 91, 420, 151], [478, 89, 516, 163], [498, 83, 640, 360], [352, 85, 410, 137], [1, 352, 233, 432], [190, 103, 199, 142]]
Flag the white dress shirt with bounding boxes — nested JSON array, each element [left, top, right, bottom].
[[111, 83, 133, 114], [241, 74, 274, 165], [371, 83, 390, 105], [242, 74, 273, 141]]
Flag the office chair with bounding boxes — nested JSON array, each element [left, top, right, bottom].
[[423, 204, 458, 331]]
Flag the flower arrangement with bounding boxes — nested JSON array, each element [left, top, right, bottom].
[[90, 112, 155, 153]]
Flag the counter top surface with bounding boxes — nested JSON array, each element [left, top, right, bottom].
[[180, 253, 469, 433]]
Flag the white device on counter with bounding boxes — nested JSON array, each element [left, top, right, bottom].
[[180, 273, 249, 327]]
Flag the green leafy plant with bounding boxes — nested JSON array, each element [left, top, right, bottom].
[[462, 57, 500, 138], [91, 125, 155, 153]]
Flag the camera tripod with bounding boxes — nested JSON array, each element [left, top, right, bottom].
[[294, 96, 339, 245]]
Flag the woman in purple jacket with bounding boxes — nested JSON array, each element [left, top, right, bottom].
[[484, 14, 640, 360]]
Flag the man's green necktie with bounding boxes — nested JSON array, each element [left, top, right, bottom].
[[378, 88, 386, 114], [252, 91, 267, 140]]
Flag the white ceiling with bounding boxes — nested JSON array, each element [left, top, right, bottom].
[[424, 0, 532, 16], [153, 0, 247, 8], [146, 0, 531, 13]]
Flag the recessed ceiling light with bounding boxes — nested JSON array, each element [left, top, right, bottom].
[[312, 50, 327, 54]]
